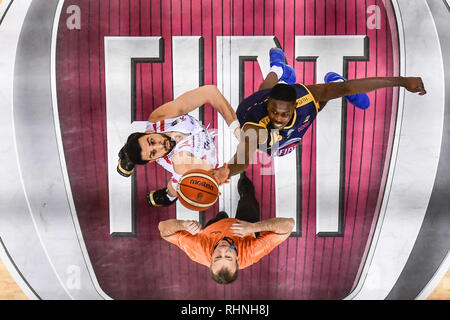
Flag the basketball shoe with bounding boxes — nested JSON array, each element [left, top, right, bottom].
[[324, 72, 370, 109], [270, 48, 296, 85]]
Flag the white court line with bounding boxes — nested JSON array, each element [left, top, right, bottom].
[[50, 0, 112, 300]]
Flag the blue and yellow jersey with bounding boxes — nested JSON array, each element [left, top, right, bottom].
[[236, 84, 319, 157]]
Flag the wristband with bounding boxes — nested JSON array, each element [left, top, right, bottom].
[[229, 119, 240, 133]]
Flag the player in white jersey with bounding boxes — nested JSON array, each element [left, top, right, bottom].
[[147, 114, 218, 191], [117, 85, 240, 207]]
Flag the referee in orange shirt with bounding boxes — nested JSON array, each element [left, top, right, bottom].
[[158, 174, 294, 285]]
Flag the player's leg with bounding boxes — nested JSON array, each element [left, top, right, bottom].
[[235, 173, 260, 223], [258, 48, 297, 91], [310, 72, 371, 113], [323, 72, 370, 109], [258, 71, 279, 91]]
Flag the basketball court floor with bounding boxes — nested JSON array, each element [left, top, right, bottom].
[[0, 0, 449, 301]]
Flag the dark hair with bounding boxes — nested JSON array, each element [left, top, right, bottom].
[[210, 262, 239, 285], [122, 132, 149, 165], [269, 83, 297, 102]]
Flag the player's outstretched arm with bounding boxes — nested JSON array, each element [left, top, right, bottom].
[[211, 123, 268, 184], [306, 76, 426, 105], [159, 219, 202, 239], [148, 85, 238, 126]]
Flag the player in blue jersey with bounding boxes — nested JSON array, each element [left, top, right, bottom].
[[211, 48, 427, 184]]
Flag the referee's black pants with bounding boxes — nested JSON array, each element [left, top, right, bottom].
[[204, 173, 260, 228]]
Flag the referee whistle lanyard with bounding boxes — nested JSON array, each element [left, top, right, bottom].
[[212, 237, 238, 255]]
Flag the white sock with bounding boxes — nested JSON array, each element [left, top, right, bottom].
[[270, 65, 284, 80]]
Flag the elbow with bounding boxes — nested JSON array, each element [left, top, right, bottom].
[[204, 84, 218, 91], [203, 84, 220, 96], [287, 218, 295, 232], [201, 84, 220, 105], [158, 222, 167, 238]]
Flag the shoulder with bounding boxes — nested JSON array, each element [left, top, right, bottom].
[[147, 116, 184, 130], [293, 84, 320, 113], [246, 231, 288, 252], [165, 232, 213, 266], [291, 83, 310, 97], [242, 101, 269, 125], [164, 230, 211, 249], [236, 232, 285, 269], [162, 230, 191, 245], [240, 90, 270, 113]]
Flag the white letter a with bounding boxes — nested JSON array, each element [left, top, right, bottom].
[[66, 5, 81, 30]]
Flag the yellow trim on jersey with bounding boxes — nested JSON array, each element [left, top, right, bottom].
[[243, 121, 267, 129], [298, 84, 320, 114], [259, 116, 270, 127], [295, 95, 314, 108]]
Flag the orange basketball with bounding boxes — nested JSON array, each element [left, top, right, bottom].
[[177, 169, 219, 211]]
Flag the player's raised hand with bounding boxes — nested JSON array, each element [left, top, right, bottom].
[[210, 163, 231, 185], [230, 220, 255, 237], [182, 220, 202, 235], [404, 77, 426, 95]]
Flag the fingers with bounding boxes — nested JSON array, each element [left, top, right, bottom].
[[417, 78, 426, 95], [221, 164, 231, 185], [229, 228, 244, 237], [414, 77, 426, 95], [419, 81, 427, 95], [209, 167, 231, 186], [209, 170, 222, 185], [229, 221, 248, 237], [229, 224, 242, 236], [184, 220, 202, 234]]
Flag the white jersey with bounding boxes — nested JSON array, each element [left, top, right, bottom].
[[146, 115, 218, 190]]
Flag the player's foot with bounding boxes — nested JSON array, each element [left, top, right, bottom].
[[324, 72, 370, 109], [238, 173, 255, 198], [146, 188, 177, 207], [279, 64, 296, 85], [270, 47, 287, 66], [270, 48, 296, 85]]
